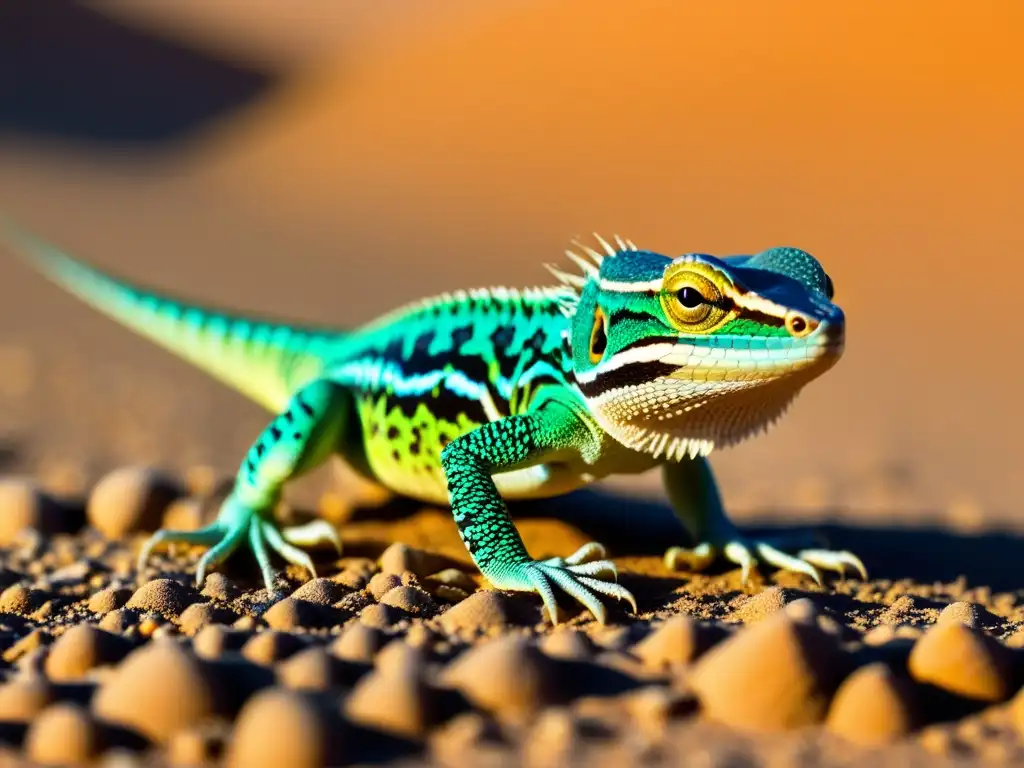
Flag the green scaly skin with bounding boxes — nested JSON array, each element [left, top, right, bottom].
[[4, 225, 866, 624]]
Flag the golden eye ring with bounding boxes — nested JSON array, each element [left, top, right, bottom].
[[785, 311, 818, 338], [589, 305, 608, 363], [660, 269, 723, 330]]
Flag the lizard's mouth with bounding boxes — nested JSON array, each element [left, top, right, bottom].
[[585, 332, 843, 462]]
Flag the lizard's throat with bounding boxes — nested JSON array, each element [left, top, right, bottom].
[[586, 374, 814, 462]]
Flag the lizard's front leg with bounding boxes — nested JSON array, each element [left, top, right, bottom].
[[138, 379, 347, 593], [440, 400, 636, 625], [662, 457, 867, 583]]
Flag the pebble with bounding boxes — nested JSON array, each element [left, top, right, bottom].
[[380, 585, 437, 616], [0, 478, 62, 545], [87, 586, 133, 615], [167, 726, 221, 767], [44, 624, 132, 681], [24, 703, 101, 765], [378, 542, 448, 578], [290, 578, 345, 606], [276, 646, 339, 692], [98, 608, 138, 635], [346, 642, 437, 738], [359, 603, 401, 629], [263, 598, 316, 631], [443, 636, 559, 720], [192, 625, 241, 659], [201, 572, 242, 602], [328, 623, 385, 663], [632, 615, 720, 669], [242, 630, 304, 666], [907, 622, 1014, 702], [87, 466, 184, 539], [690, 609, 848, 731], [367, 573, 402, 601], [437, 591, 520, 634], [0, 584, 44, 614], [0, 678, 54, 720], [733, 587, 801, 622], [125, 579, 198, 618], [178, 602, 239, 636], [937, 601, 980, 628], [225, 688, 343, 768], [92, 639, 220, 743], [825, 662, 920, 745], [540, 630, 595, 661]]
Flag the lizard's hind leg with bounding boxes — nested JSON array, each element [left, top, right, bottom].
[[138, 379, 348, 593]]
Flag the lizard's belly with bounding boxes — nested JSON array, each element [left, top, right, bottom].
[[352, 393, 597, 505]]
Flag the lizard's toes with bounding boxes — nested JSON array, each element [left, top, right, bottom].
[[522, 559, 636, 626], [797, 548, 869, 580], [281, 518, 343, 555], [663, 542, 716, 572]]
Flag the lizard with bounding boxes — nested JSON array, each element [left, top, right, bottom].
[[4, 224, 866, 624]]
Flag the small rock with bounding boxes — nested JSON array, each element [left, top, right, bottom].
[[329, 623, 385, 663], [277, 646, 339, 692], [87, 586, 133, 615], [367, 573, 402, 601], [98, 608, 138, 635], [242, 630, 304, 666], [167, 726, 220, 767], [0, 478, 63, 545], [0, 678, 53, 720], [126, 579, 198, 619], [44, 624, 132, 681], [690, 609, 849, 731], [733, 587, 801, 623], [92, 639, 220, 743], [907, 622, 1013, 702], [290, 578, 345, 606], [937, 602, 979, 628], [192, 625, 241, 659], [379, 543, 449, 578], [346, 644, 438, 738], [826, 663, 920, 745], [201, 572, 242, 602], [523, 709, 580, 765], [24, 703, 101, 765], [3, 628, 48, 664], [443, 636, 559, 720], [87, 465, 183, 539], [359, 603, 401, 629], [0, 583, 43, 614], [178, 602, 239, 636], [541, 630, 594, 661], [380, 585, 437, 616], [632, 615, 720, 669], [437, 591, 521, 634], [225, 688, 343, 768]]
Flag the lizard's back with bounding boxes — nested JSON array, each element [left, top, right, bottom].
[[326, 287, 578, 502]]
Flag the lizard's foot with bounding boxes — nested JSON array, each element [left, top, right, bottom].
[[664, 537, 867, 585], [494, 542, 638, 625], [137, 502, 342, 593]]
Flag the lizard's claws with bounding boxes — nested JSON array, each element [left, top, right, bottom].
[[665, 538, 867, 584]]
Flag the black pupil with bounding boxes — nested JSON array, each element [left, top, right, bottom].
[[678, 286, 704, 308]]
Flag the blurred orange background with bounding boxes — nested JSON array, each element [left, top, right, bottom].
[[0, 0, 1021, 525]]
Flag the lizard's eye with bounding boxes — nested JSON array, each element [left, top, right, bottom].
[[589, 305, 608, 364], [678, 286, 704, 308], [660, 267, 727, 331]]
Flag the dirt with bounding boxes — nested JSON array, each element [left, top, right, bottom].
[[0, 468, 1019, 766], [2, 1, 1024, 765]]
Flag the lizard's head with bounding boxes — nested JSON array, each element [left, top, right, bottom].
[[548, 236, 844, 460]]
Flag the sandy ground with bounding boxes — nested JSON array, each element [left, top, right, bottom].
[[1, 1, 1024, 764]]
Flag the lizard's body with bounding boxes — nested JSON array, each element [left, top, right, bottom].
[[5, 226, 865, 623]]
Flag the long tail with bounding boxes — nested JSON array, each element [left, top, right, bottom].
[[3, 222, 346, 413]]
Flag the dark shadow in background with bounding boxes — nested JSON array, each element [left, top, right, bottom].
[[0, 0, 278, 145], [509, 489, 1024, 593]]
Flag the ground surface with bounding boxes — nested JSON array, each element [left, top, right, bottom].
[[2, 1, 1024, 765], [0, 469, 1023, 766]]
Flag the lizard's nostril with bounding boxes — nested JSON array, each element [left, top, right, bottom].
[[785, 312, 818, 338]]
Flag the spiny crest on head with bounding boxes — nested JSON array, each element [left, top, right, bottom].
[[544, 232, 638, 317]]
